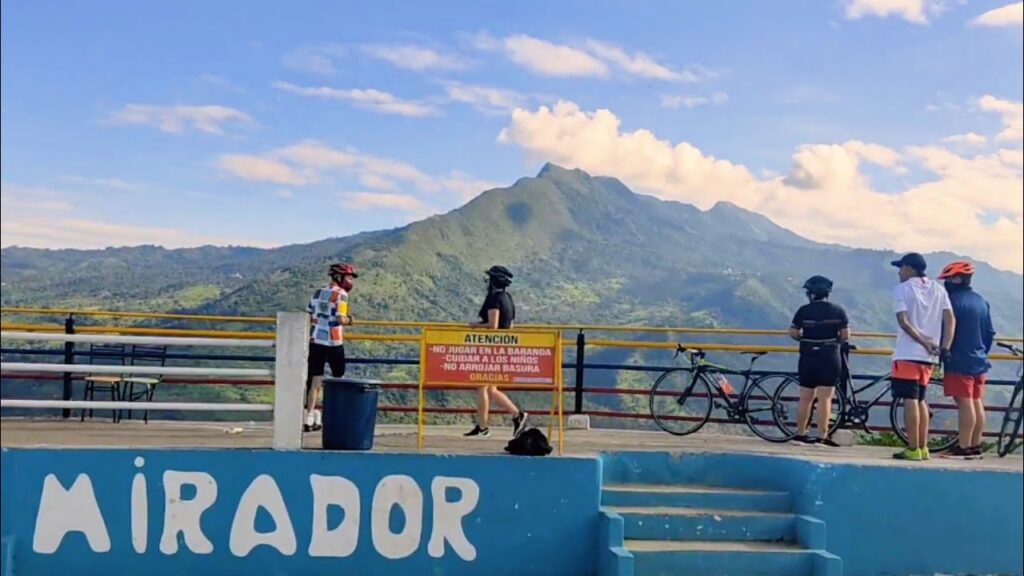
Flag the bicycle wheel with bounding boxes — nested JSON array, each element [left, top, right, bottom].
[[743, 374, 800, 443], [650, 369, 713, 436], [770, 376, 846, 439], [890, 382, 958, 452], [997, 383, 1023, 458]]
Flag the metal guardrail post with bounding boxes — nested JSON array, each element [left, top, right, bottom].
[[61, 315, 75, 419], [574, 330, 585, 414], [273, 312, 308, 450]]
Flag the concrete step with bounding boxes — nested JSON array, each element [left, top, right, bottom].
[[625, 539, 824, 576], [602, 483, 792, 512], [610, 506, 796, 542]]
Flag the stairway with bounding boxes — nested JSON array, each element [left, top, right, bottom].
[[600, 483, 842, 576]]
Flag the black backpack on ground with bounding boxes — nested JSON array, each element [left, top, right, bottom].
[[504, 428, 552, 456]]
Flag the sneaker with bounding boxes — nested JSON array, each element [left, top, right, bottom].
[[893, 448, 924, 461], [922, 447, 931, 461], [794, 435, 817, 445], [818, 437, 841, 448], [969, 446, 985, 459], [512, 411, 529, 437], [941, 446, 973, 459], [463, 425, 490, 438]]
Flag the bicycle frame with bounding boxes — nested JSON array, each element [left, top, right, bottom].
[[679, 347, 764, 417]]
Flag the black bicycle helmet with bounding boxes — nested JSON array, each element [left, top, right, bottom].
[[802, 275, 833, 298], [486, 265, 513, 289]]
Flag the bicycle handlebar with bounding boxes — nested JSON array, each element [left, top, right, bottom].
[[997, 341, 1023, 356]]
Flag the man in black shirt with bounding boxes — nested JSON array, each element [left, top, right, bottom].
[[788, 276, 851, 445]]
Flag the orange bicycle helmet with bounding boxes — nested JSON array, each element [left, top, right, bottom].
[[937, 260, 974, 279]]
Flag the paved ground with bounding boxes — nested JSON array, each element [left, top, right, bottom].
[[2, 418, 1020, 472]]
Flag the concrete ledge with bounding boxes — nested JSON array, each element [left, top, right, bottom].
[[1, 536, 14, 576], [598, 510, 634, 576], [813, 550, 843, 576], [795, 515, 827, 550]]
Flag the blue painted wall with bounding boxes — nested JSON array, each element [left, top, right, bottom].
[[603, 451, 1024, 576], [1, 449, 602, 576]]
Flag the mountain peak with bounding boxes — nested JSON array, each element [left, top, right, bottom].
[[537, 162, 586, 180]]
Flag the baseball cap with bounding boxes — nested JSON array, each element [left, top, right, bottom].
[[890, 253, 927, 273]]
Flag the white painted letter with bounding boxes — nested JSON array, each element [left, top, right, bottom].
[[32, 474, 111, 554], [308, 474, 360, 557], [160, 470, 218, 555], [131, 457, 148, 553], [428, 476, 479, 561], [371, 475, 423, 560], [229, 474, 297, 557]]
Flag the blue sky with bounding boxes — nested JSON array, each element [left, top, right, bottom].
[[2, 0, 1022, 271]]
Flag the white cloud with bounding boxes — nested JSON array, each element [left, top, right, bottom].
[[979, 95, 1024, 141], [843, 0, 948, 24], [472, 32, 610, 77], [217, 154, 310, 185], [217, 140, 493, 201], [971, 2, 1023, 27], [498, 100, 1024, 272], [443, 81, 529, 114], [942, 132, 988, 147], [358, 172, 399, 191], [660, 92, 729, 110], [274, 189, 295, 199], [60, 176, 141, 191], [360, 43, 468, 71], [282, 44, 347, 75], [196, 73, 244, 93], [1, 183, 75, 212], [272, 81, 440, 118], [342, 191, 434, 215], [0, 182, 266, 249], [439, 171, 502, 201], [582, 40, 689, 81], [107, 104, 252, 134], [467, 32, 710, 83]]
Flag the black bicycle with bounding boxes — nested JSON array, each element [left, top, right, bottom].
[[649, 345, 797, 443], [772, 344, 959, 451], [996, 342, 1023, 458]]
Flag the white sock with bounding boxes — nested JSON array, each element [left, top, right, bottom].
[[313, 410, 322, 426], [304, 410, 314, 426]]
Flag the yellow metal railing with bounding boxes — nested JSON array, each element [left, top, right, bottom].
[[1, 307, 1021, 359]]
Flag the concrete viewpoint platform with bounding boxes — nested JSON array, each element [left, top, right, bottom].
[[2, 417, 1022, 576], [1, 417, 1021, 472]]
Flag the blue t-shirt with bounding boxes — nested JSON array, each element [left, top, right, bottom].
[[945, 288, 995, 376]]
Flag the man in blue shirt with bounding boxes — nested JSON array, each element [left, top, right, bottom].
[[937, 260, 996, 459]]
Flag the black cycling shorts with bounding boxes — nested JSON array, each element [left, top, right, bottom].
[[308, 343, 346, 379], [798, 343, 841, 389]]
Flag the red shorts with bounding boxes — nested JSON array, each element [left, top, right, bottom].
[[943, 372, 986, 399], [892, 360, 933, 386]]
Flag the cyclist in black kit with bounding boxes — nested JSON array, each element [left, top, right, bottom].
[[788, 276, 851, 446]]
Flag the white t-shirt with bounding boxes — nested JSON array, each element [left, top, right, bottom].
[[892, 277, 952, 362]]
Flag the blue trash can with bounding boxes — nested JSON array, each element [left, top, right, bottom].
[[321, 378, 380, 450]]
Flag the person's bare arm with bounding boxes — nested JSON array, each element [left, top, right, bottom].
[[839, 327, 851, 343], [940, 309, 955, 351], [788, 327, 801, 341], [896, 311, 939, 354], [468, 309, 500, 329]]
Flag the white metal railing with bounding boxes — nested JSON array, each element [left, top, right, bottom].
[[0, 312, 308, 450], [1, 331, 275, 348]]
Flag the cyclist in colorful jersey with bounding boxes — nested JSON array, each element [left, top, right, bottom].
[[464, 265, 529, 439], [304, 263, 356, 432], [937, 260, 996, 459], [890, 253, 955, 461], [788, 276, 850, 446]]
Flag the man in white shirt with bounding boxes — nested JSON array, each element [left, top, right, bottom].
[[890, 253, 955, 461]]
